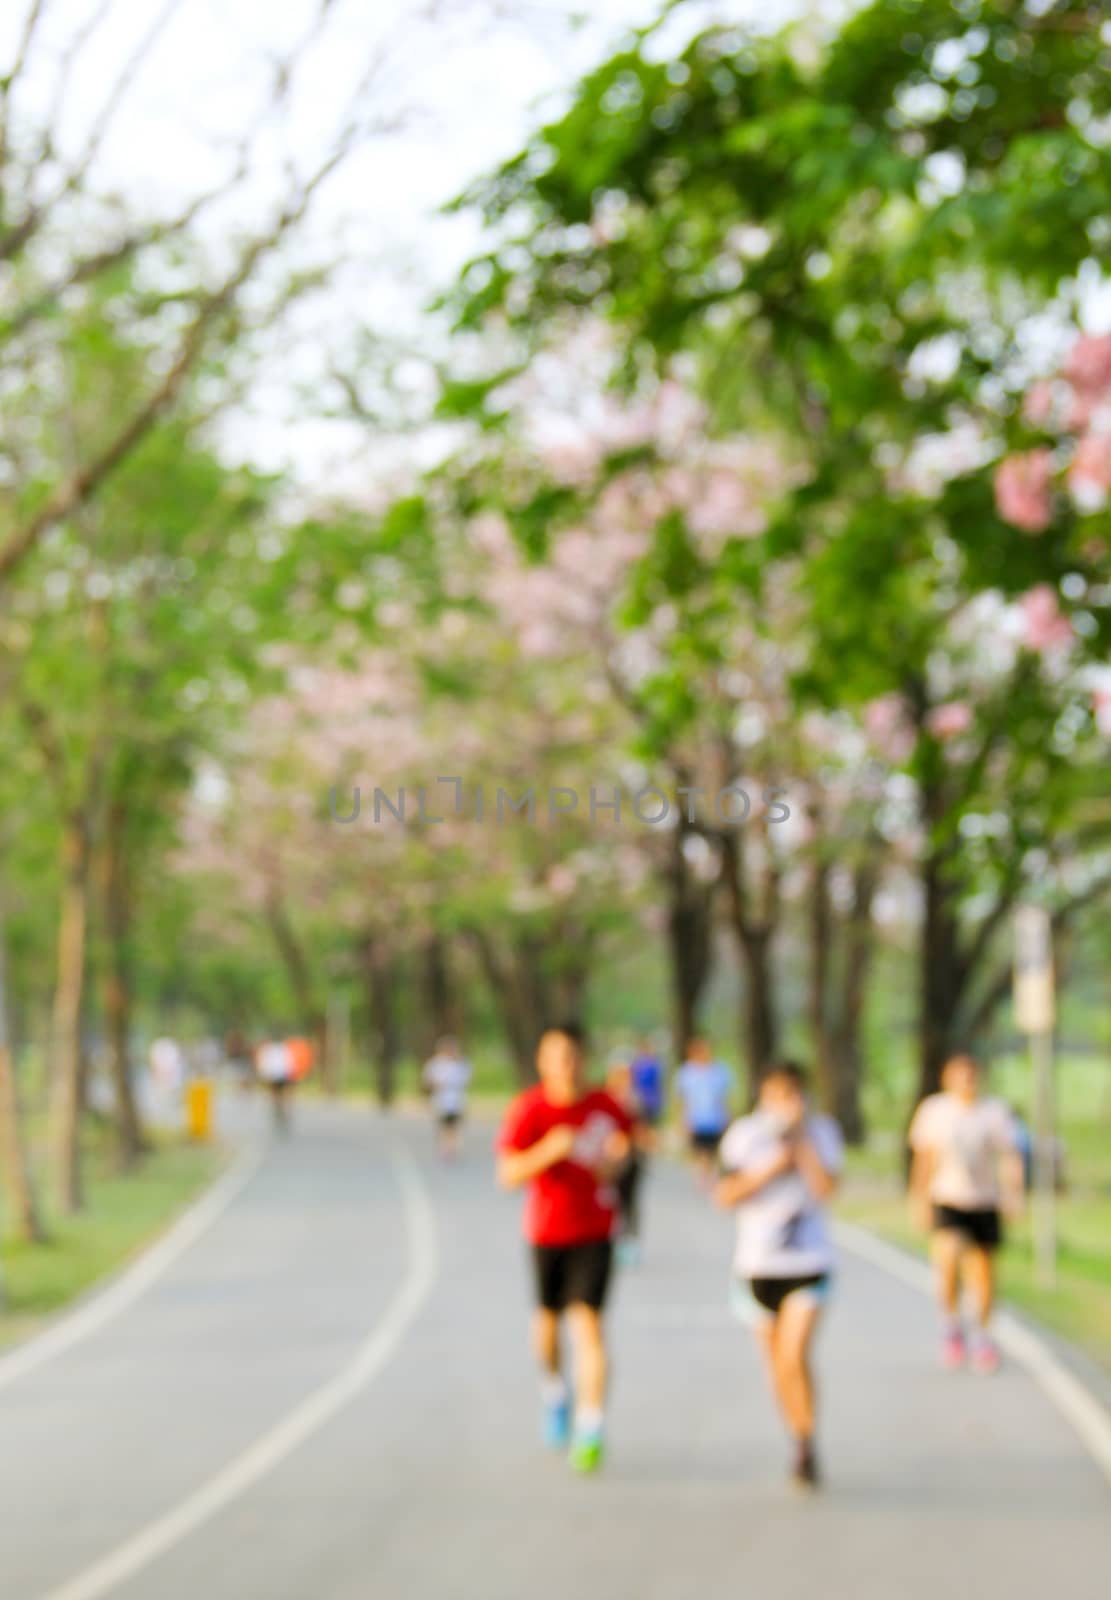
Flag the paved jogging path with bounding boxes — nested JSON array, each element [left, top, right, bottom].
[[1, 1099, 1108, 1600]]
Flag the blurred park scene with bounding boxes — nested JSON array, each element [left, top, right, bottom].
[[0, 1, 1110, 1592]]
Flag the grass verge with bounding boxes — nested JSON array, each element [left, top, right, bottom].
[[0, 1130, 225, 1351]]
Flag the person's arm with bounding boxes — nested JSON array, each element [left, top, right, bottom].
[[795, 1129, 839, 1202], [908, 1146, 935, 1231], [594, 1126, 632, 1180], [995, 1112, 1026, 1218], [1000, 1150, 1025, 1217], [632, 1119, 658, 1155], [496, 1123, 576, 1190], [715, 1144, 793, 1210]]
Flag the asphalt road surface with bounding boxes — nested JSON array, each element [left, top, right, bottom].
[[2, 1098, 1109, 1600]]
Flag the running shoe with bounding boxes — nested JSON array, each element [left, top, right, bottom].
[[790, 1440, 820, 1491], [569, 1428, 605, 1474], [970, 1336, 1001, 1375], [541, 1395, 571, 1450], [942, 1328, 966, 1370]]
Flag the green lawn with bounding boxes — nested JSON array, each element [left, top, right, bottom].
[[0, 1129, 224, 1350]]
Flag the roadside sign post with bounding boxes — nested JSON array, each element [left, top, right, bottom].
[[1013, 905, 1057, 1291]]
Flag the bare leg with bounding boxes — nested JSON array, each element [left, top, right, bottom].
[[930, 1228, 963, 1320], [754, 1314, 778, 1389], [532, 1307, 562, 1379], [565, 1303, 607, 1415], [771, 1295, 823, 1444], [962, 1246, 995, 1330]]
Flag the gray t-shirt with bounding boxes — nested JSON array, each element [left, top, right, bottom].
[[719, 1110, 844, 1279], [908, 1092, 1017, 1208], [422, 1054, 472, 1115]]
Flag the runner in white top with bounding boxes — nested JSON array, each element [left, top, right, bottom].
[[422, 1037, 473, 1160], [256, 1037, 294, 1134], [716, 1060, 843, 1489], [909, 1052, 1024, 1374]]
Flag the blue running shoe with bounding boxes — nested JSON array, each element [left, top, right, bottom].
[[542, 1395, 571, 1450]]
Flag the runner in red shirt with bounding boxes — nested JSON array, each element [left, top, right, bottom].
[[497, 1021, 632, 1474]]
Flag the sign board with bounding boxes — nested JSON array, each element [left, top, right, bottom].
[[1014, 904, 1055, 1034]]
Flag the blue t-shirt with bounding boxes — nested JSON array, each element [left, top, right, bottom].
[[630, 1054, 664, 1119], [675, 1060, 733, 1135]]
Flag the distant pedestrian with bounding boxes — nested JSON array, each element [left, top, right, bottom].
[[1008, 1103, 1034, 1192], [629, 1036, 665, 1127], [149, 1036, 185, 1099], [422, 1036, 472, 1160], [675, 1037, 733, 1183], [717, 1060, 842, 1490], [497, 1022, 632, 1474], [256, 1036, 294, 1134], [909, 1052, 1024, 1374], [606, 1058, 655, 1266], [224, 1029, 254, 1088]]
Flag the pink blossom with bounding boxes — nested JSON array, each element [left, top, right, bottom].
[[1068, 431, 1111, 502], [1065, 388, 1095, 433], [1019, 585, 1074, 653], [539, 433, 603, 488], [650, 379, 706, 454], [864, 693, 914, 763], [1094, 689, 1111, 739], [1022, 380, 1057, 428], [469, 511, 512, 557], [1064, 333, 1111, 398], [547, 864, 578, 897], [994, 449, 1054, 533], [688, 469, 761, 541], [926, 701, 974, 740]]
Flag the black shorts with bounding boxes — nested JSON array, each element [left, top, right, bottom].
[[437, 1110, 462, 1129], [932, 1204, 1002, 1251], [748, 1273, 830, 1316], [690, 1130, 724, 1157], [532, 1239, 614, 1313]]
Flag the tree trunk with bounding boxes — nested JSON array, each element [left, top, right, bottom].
[[419, 933, 455, 1052], [513, 930, 551, 1047], [806, 797, 834, 1115], [719, 826, 779, 1100], [264, 887, 333, 1092], [737, 928, 777, 1095], [829, 858, 877, 1146], [665, 822, 714, 1061], [50, 811, 91, 1214], [917, 847, 966, 1103], [362, 934, 400, 1106], [552, 955, 589, 1021], [101, 801, 147, 1167], [469, 927, 535, 1085], [0, 895, 46, 1244]]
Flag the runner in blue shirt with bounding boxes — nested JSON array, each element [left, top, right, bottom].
[[674, 1037, 734, 1184], [629, 1037, 665, 1126]]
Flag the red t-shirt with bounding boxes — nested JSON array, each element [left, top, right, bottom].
[[498, 1087, 633, 1247]]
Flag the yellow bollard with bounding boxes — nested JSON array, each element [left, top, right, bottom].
[[185, 1078, 214, 1142]]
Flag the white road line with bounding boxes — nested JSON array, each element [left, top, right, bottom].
[[39, 1139, 438, 1600], [0, 1143, 265, 1396], [836, 1219, 1111, 1489]]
